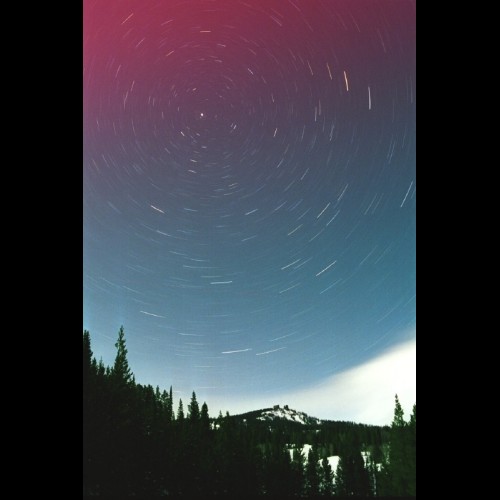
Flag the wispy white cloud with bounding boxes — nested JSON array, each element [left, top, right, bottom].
[[206, 333, 416, 426], [285, 336, 416, 425]]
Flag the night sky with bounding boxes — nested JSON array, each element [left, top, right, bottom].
[[83, 0, 416, 424]]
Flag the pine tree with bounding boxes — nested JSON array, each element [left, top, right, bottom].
[[263, 444, 294, 496], [161, 389, 169, 422], [306, 447, 321, 496], [335, 455, 347, 496], [410, 403, 416, 428], [177, 398, 185, 421], [102, 327, 140, 495], [407, 403, 416, 496], [169, 386, 174, 421], [83, 331, 94, 495], [381, 395, 417, 497], [161, 386, 174, 423], [335, 449, 370, 497], [393, 394, 405, 427], [83, 330, 93, 382], [389, 394, 408, 496], [376, 446, 392, 496], [111, 326, 132, 385], [365, 454, 378, 496], [290, 447, 305, 496], [201, 402, 210, 431], [187, 391, 200, 422], [320, 456, 334, 497]]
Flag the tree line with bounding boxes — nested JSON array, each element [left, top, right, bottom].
[[83, 327, 415, 497]]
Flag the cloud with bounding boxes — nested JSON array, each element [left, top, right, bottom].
[[207, 334, 416, 426], [284, 336, 416, 425]]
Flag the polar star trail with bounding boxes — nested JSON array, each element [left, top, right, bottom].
[[83, 0, 415, 422]]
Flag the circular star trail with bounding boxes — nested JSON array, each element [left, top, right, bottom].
[[83, 0, 415, 413]]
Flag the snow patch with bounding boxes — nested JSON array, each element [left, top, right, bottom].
[[288, 445, 340, 485]]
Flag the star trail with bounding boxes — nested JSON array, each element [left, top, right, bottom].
[[83, 0, 415, 421]]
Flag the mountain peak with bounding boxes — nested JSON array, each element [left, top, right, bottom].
[[256, 405, 321, 426]]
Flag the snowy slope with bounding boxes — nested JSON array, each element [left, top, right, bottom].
[[288, 444, 313, 461], [326, 455, 340, 475], [288, 445, 340, 485], [288, 445, 379, 484]]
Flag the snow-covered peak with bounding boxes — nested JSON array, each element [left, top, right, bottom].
[[256, 405, 321, 425]]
